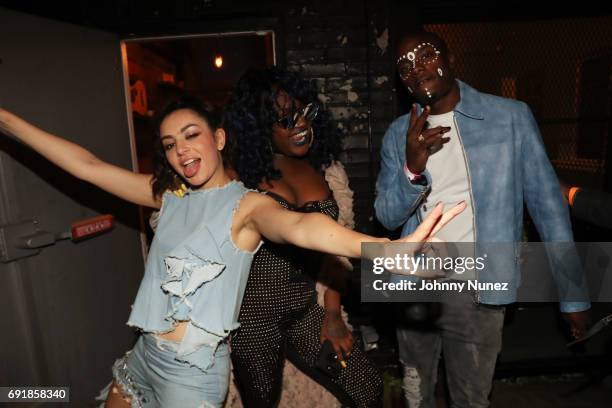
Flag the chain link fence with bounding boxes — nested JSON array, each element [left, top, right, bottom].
[[425, 18, 612, 188]]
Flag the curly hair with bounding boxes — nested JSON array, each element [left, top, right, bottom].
[[151, 94, 224, 198], [223, 66, 342, 189]]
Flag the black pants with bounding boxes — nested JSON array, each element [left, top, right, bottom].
[[230, 246, 382, 408], [231, 301, 382, 407]]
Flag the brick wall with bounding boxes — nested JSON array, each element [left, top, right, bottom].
[[282, 1, 398, 233]]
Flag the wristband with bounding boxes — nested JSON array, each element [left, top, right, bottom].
[[403, 162, 422, 181]]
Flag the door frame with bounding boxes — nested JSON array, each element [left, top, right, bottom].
[[119, 29, 277, 257]]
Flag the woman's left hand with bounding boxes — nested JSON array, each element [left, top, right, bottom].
[[398, 201, 466, 244], [320, 310, 354, 360], [379, 201, 466, 276]]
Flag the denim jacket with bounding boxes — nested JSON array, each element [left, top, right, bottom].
[[374, 80, 590, 312]]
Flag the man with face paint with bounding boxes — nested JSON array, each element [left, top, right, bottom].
[[374, 31, 592, 408]]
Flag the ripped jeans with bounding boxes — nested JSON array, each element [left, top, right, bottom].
[[109, 334, 230, 408], [396, 291, 505, 408]]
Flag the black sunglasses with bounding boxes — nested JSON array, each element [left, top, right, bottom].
[[276, 102, 319, 129]]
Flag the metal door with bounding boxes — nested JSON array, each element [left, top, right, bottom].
[[0, 8, 144, 405]]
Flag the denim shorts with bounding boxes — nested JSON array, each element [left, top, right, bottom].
[[110, 334, 230, 408]]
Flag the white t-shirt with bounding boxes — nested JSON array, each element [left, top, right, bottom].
[[409, 111, 475, 243]]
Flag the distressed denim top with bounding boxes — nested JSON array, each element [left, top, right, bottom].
[[127, 180, 260, 371]]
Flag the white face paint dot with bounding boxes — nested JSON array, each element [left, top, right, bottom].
[[397, 42, 442, 76], [407, 86, 413, 93], [437, 68, 444, 77]]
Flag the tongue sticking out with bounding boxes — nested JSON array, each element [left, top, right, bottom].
[[183, 159, 201, 178]]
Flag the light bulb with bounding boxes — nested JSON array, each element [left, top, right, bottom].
[[214, 55, 223, 68]]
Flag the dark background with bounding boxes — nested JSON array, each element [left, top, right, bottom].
[[1, 0, 610, 233], [1, 0, 611, 403]]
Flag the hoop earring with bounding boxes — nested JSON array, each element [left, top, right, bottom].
[[172, 173, 187, 197], [173, 172, 182, 187]]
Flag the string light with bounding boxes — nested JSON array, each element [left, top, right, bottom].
[[214, 54, 223, 68]]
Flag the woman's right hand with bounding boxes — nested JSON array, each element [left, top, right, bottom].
[[379, 202, 465, 277]]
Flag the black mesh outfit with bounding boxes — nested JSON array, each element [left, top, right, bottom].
[[230, 192, 383, 407]]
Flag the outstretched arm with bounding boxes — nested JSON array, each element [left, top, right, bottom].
[[240, 193, 465, 259], [249, 194, 386, 258], [0, 109, 158, 208]]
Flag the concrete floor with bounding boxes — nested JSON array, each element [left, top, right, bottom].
[[489, 375, 612, 408], [381, 372, 612, 408], [356, 302, 612, 408]]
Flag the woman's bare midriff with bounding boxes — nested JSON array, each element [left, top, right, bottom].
[[156, 321, 189, 342]]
